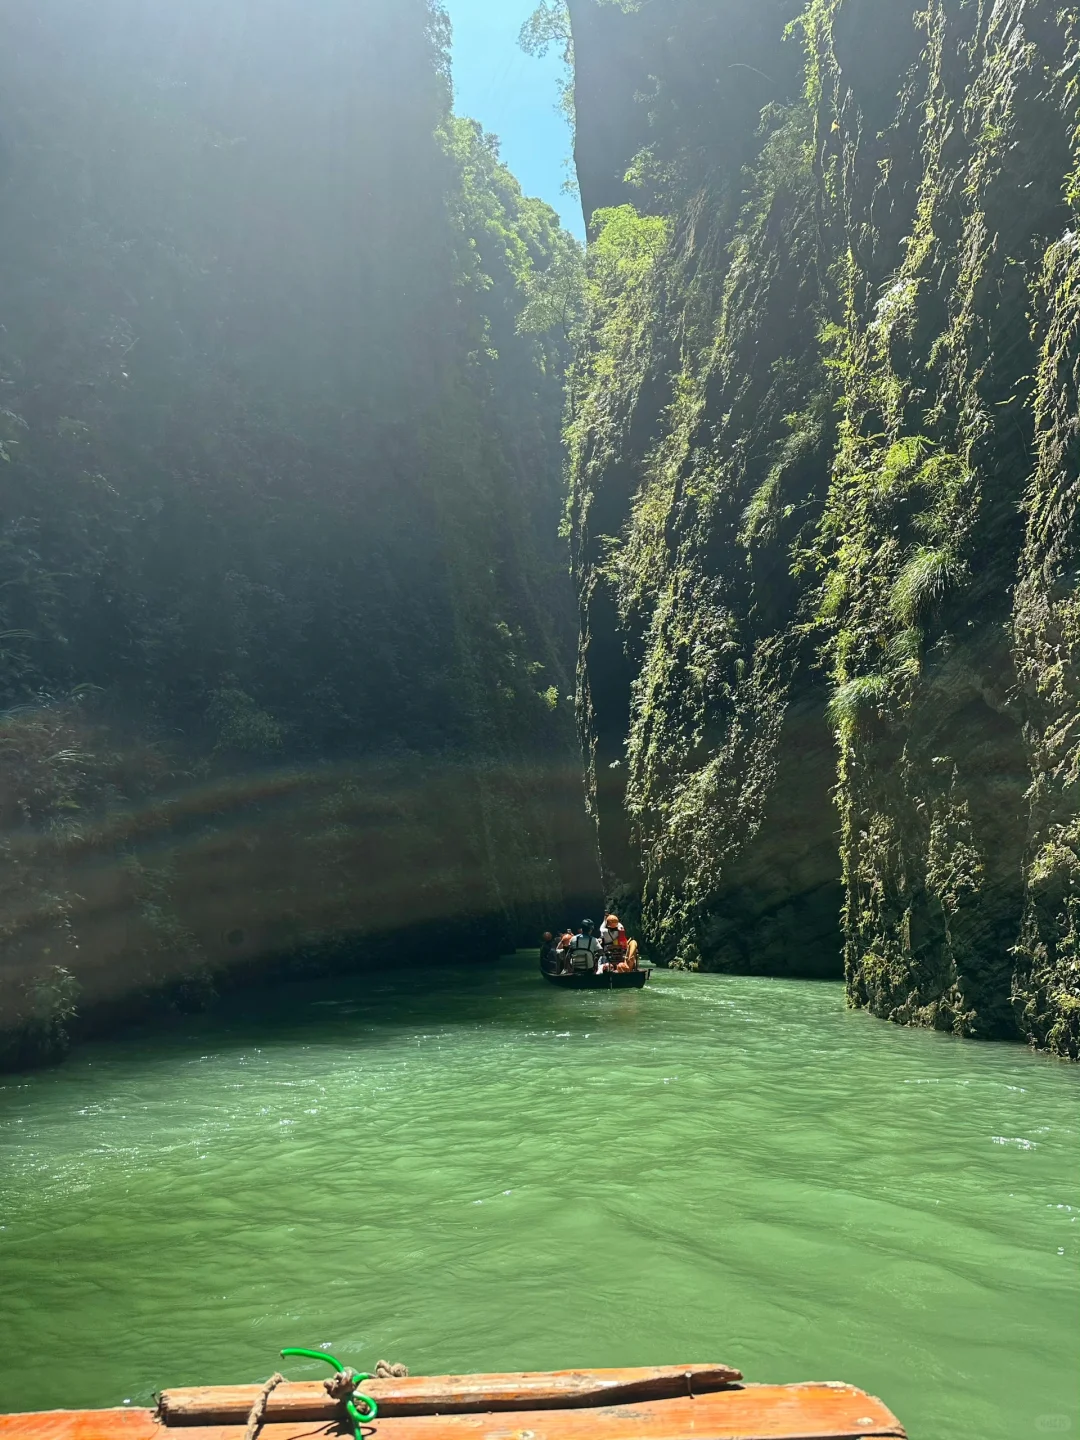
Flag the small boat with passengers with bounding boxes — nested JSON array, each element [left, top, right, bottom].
[[0, 1354, 907, 1439], [541, 914, 651, 987]]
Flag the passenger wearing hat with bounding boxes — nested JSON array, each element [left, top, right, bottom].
[[601, 915, 624, 973], [600, 912, 639, 972], [599, 913, 628, 960]]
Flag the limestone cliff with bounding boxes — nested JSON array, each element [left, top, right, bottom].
[[567, 0, 1080, 1055]]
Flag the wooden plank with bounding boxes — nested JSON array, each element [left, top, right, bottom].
[[0, 1384, 906, 1440], [159, 1365, 744, 1423], [0, 1412, 162, 1440]]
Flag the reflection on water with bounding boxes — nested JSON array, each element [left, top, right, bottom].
[[0, 958, 1076, 1440]]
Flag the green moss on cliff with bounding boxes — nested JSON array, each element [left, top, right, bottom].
[[1011, 26, 1080, 1057], [810, 0, 1075, 1047], [568, 43, 838, 970], [568, 0, 1080, 1050]]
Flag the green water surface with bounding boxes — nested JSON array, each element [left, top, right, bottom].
[[0, 958, 1077, 1439]]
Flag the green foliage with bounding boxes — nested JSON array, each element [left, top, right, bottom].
[[516, 241, 586, 339], [889, 547, 962, 628], [520, 0, 577, 172], [208, 688, 285, 756], [567, 204, 669, 414], [826, 674, 889, 736], [876, 437, 931, 495], [8, 965, 81, 1068], [567, 26, 834, 970], [519, 2, 572, 57], [739, 473, 783, 548], [886, 626, 923, 679], [590, 205, 670, 283], [518, 0, 645, 139]]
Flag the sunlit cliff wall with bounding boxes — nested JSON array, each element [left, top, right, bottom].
[[567, 0, 1080, 1055]]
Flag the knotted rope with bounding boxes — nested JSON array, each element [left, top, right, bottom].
[[323, 1359, 408, 1402], [244, 1349, 409, 1439], [324, 1367, 363, 1401], [243, 1371, 284, 1440], [279, 1347, 388, 1439]]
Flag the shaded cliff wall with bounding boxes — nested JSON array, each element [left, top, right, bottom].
[[568, 0, 1080, 1053], [0, 0, 597, 1068]]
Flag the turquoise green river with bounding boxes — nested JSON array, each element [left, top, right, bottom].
[[1, 957, 1077, 1439]]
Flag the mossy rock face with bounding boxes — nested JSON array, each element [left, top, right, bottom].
[[1011, 229, 1080, 1061], [567, 3, 840, 978], [568, 0, 1080, 1052]]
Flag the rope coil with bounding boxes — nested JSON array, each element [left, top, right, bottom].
[[376, 1360, 409, 1378]]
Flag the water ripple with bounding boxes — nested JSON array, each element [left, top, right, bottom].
[[0, 959, 1077, 1440]]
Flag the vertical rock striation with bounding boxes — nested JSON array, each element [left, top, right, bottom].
[[567, 0, 1080, 1053]]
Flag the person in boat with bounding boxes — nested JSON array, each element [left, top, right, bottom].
[[540, 931, 558, 974], [616, 939, 640, 972], [555, 929, 574, 972], [566, 919, 601, 972], [599, 913, 627, 963], [599, 913, 639, 972]]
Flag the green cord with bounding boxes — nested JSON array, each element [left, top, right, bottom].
[[280, 1347, 378, 1436]]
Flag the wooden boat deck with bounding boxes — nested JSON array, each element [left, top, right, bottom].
[[1, 1366, 906, 1440]]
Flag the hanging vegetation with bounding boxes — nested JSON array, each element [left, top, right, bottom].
[[566, 0, 1080, 1054]]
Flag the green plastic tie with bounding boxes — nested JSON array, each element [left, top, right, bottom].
[[280, 1347, 378, 1437]]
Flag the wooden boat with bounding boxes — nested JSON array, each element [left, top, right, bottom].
[[542, 965, 651, 989], [0, 1362, 906, 1440]]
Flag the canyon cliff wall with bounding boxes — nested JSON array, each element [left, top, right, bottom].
[[567, 0, 1080, 1055], [0, 0, 597, 1068]]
